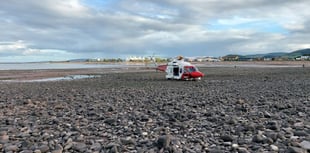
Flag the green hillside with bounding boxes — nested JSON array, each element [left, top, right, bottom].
[[282, 48, 310, 58], [239, 48, 310, 59]]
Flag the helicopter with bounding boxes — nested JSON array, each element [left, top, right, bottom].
[[156, 56, 204, 80]]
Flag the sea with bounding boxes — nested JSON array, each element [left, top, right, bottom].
[[0, 62, 129, 70]]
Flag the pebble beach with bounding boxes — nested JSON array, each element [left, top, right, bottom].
[[0, 66, 309, 153]]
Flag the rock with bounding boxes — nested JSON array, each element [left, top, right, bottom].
[[156, 135, 171, 149], [104, 118, 116, 125], [64, 142, 73, 150], [90, 142, 102, 151], [51, 150, 63, 153], [238, 147, 250, 153], [120, 137, 136, 145], [72, 142, 87, 152], [300, 140, 310, 150], [106, 142, 120, 152], [38, 144, 49, 153], [34, 149, 42, 153], [0, 134, 9, 143], [270, 144, 278, 151], [252, 134, 265, 143], [220, 135, 233, 142], [287, 146, 307, 153], [108, 106, 115, 112], [266, 121, 280, 131], [264, 111, 272, 118], [232, 143, 239, 149], [5, 145, 19, 152], [265, 132, 278, 141], [20, 150, 33, 153], [293, 131, 308, 137], [54, 144, 63, 151]]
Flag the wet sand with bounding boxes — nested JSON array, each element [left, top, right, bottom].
[[0, 65, 309, 152]]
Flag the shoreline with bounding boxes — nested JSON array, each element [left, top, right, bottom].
[[0, 61, 309, 82]]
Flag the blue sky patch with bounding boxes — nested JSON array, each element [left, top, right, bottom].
[[208, 17, 289, 34]]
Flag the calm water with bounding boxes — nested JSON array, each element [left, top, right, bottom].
[[0, 63, 128, 70]]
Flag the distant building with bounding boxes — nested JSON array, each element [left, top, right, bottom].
[[296, 55, 310, 61], [126, 56, 145, 62], [222, 55, 240, 61]]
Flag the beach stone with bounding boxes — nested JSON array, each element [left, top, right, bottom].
[[34, 149, 42, 153], [0, 134, 9, 143], [232, 143, 239, 149], [64, 142, 73, 150], [270, 144, 279, 151], [20, 150, 33, 153], [252, 134, 265, 143], [51, 150, 63, 153], [293, 131, 308, 137], [54, 144, 63, 151], [72, 142, 87, 152], [220, 135, 233, 142], [104, 118, 116, 125], [287, 146, 307, 153], [120, 137, 136, 145], [38, 144, 49, 153], [5, 145, 19, 152], [265, 132, 278, 142], [300, 140, 310, 150], [156, 135, 171, 149], [238, 147, 250, 153], [266, 121, 280, 131], [90, 142, 102, 151]]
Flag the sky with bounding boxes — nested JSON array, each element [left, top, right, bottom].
[[1, 0, 310, 62]]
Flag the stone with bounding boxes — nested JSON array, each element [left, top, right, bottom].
[[156, 135, 171, 149], [270, 144, 278, 151], [232, 143, 239, 149], [287, 146, 307, 153], [72, 142, 87, 152], [34, 149, 42, 153], [38, 144, 49, 153], [51, 150, 63, 153], [0, 134, 9, 143], [5, 145, 19, 152], [220, 135, 233, 142], [90, 142, 102, 151], [300, 140, 310, 150], [120, 137, 136, 145], [104, 118, 116, 125], [238, 147, 250, 153], [293, 131, 308, 137], [252, 134, 265, 143], [64, 142, 73, 150], [266, 121, 280, 131], [20, 150, 33, 153]]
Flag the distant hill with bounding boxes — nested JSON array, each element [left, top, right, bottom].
[[281, 48, 310, 58], [244, 52, 286, 59], [67, 59, 88, 62], [241, 48, 310, 59]]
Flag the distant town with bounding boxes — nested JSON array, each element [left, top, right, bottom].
[[74, 48, 310, 63]]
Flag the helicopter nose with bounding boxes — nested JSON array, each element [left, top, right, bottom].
[[190, 71, 204, 78]]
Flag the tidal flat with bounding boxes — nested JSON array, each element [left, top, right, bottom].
[[0, 67, 309, 152]]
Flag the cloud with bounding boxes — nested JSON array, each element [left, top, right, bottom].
[[0, 0, 310, 62]]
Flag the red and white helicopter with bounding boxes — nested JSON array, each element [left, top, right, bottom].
[[156, 56, 204, 80]]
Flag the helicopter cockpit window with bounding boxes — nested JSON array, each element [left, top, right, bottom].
[[186, 67, 197, 72]]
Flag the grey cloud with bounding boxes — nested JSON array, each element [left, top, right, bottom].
[[1, 0, 310, 61]]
